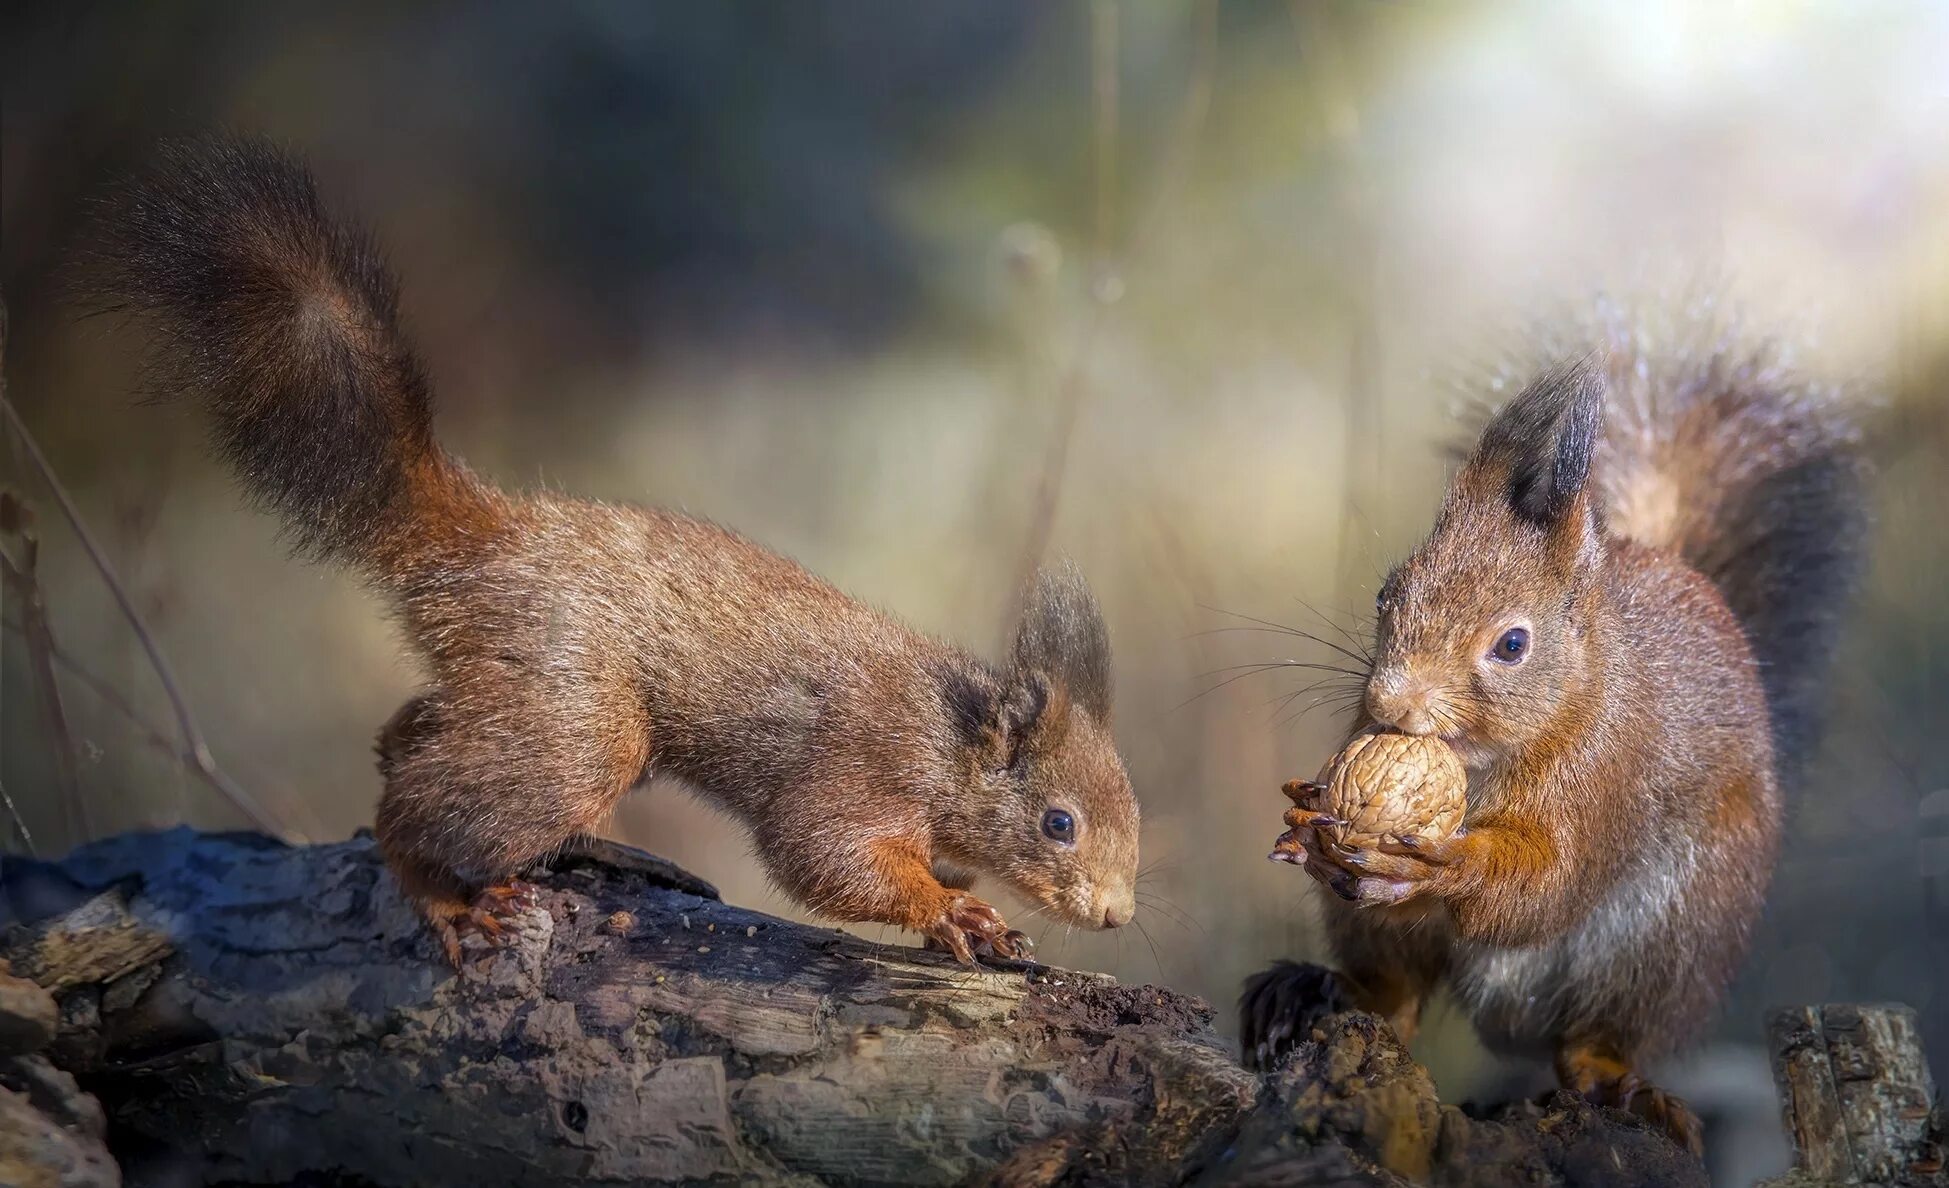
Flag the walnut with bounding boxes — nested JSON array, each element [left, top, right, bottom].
[[1274, 731, 1466, 855]]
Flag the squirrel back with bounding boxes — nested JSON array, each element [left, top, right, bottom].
[[78, 135, 1142, 966], [79, 135, 502, 577], [1586, 323, 1869, 773]]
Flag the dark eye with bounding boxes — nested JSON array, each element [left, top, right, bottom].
[[1041, 808, 1076, 843], [1490, 627, 1530, 664]]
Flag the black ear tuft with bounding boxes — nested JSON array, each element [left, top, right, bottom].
[[938, 662, 1048, 768], [1475, 357, 1606, 526], [1011, 560, 1113, 721], [938, 664, 1000, 745], [999, 671, 1051, 763]]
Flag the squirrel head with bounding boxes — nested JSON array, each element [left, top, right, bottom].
[[939, 564, 1138, 930], [1366, 359, 1608, 769]]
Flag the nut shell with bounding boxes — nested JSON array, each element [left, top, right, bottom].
[[1298, 731, 1467, 849]]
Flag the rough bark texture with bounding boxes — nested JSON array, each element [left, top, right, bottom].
[[0, 966, 120, 1188], [1763, 1004, 1945, 1188], [1, 829, 1727, 1187]]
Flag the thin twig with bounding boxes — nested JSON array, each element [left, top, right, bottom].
[[1007, 0, 1219, 623], [0, 613, 302, 837], [1091, 0, 1120, 276], [0, 777, 35, 856], [0, 317, 289, 837], [0, 544, 90, 840]]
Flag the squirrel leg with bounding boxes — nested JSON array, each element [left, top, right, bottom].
[[373, 683, 648, 967], [770, 835, 1029, 964], [1555, 1039, 1704, 1156], [1236, 959, 1431, 1070], [1238, 961, 1352, 1070], [916, 863, 1015, 959], [1327, 900, 1446, 1044], [1241, 907, 1444, 1070]]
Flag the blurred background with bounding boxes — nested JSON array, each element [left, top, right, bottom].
[[4, 2, 1946, 1182]]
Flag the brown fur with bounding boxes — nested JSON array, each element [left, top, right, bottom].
[[81, 135, 1141, 962], [1247, 343, 1865, 1156]]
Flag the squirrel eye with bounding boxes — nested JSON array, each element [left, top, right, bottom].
[[1490, 626, 1530, 664], [1040, 808, 1076, 843]]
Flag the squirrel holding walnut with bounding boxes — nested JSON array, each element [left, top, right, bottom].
[[1242, 335, 1868, 1153], [82, 135, 1141, 966]]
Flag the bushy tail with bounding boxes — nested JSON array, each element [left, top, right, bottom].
[[1594, 326, 1869, 774], [78, 134, 499, 577]]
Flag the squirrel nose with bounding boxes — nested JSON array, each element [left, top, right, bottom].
[[1099, 885, 1135, 929], [1367, 672, 1437, 736]]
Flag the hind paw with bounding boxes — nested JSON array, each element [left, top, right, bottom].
[[425, 881, 541, 968]]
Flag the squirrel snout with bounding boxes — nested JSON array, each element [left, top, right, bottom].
[[1096, 884, 1135, 929], [1366, 672, 1439, 736]]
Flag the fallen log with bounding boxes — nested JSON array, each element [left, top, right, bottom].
[[1, 828, 1731, 1186]]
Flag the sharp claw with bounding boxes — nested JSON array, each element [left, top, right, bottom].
[[1280, 779, 1326, 803], [1304, 814, 1342, 829]]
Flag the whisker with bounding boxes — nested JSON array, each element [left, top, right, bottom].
[[1177, 660, 1365, 711], [1187, 625, 1373, 671], [1289, 594, 1376, 660], [1262, 674, 1361, 712], [1194, 603, 1375, 670], [1131, 915, 1166, 977], [1193, 660, 1364, 680], [1135, 894, 1203, 933], [1277, 689, 1366, 731]]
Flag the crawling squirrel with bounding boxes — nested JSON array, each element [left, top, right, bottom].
[[1241, 326, 1867, 1153], [81, 135, 1140, 965]]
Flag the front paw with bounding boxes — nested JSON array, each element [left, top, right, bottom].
[[922, 894, 1034, 965], [1302, 831, 1464, 908]]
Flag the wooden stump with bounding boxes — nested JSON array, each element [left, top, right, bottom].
[[1765, 1004, 1945, 1187]]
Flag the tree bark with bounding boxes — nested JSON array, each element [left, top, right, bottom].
[[5, 829, 1257, 1187], [2, 828, 1737, 1187], [1763, 1004, 1945, 1187]]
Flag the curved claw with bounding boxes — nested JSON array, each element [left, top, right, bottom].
[[1375, 833, 1448, 863], [925, 894, 1029, 966], [991, 929, 1035, 960], [1281, 807, 1344, 831], [425, 884, 536, 970], [1281, 779, 1328, 805], [1627, 1085, 1705, 1157]]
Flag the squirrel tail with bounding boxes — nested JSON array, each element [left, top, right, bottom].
[[1594, 326, 1869, 774], [77, 135, 502, 580]]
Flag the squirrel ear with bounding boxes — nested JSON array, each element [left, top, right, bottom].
[[938, 664, 1051, 767], [998, 671, 1052, 760], [1010, 560, 1113, 722], [1474, 357, 1605, 527]]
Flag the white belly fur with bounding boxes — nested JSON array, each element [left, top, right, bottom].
[[1442, 835, 1701, 1056]]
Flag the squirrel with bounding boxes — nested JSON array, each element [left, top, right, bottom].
[[1239, 325, 1868, 1154], [79, 135, 1141, 966]]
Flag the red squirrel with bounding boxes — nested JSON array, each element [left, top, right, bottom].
[[82, 135, 1141, 966], [1242, 334, 1867, 1154]]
